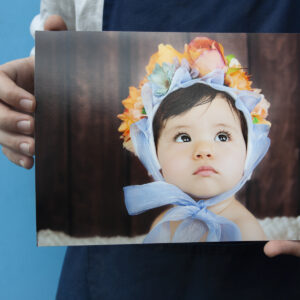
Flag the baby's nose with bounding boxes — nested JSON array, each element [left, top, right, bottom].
[[192, 142, 213, 160]]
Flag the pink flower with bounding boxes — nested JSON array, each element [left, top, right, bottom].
[[185, 37, 227, 77]]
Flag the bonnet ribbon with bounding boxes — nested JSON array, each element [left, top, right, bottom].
[[124, 181, 242, 243]]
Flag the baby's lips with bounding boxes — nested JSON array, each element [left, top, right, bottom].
[[193, 165, 217, 175]]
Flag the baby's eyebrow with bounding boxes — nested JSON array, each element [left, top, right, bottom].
[[164, 125, 190, 135], [214, 123, 238, 132]]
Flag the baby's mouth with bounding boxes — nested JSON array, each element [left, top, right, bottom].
[[193, 166, 217, 177]]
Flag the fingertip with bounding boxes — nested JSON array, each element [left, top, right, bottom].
[[19, 98, 36, 113], [16, 117, 35, 135], [263, 241, 277, 257], [2, 146, 34, 169], [44, 15, 67, 31], [0, 71, 35, 112], [264, 240, 300, 258], [19, 139, 35, 156], [19, 156, 34, 169]]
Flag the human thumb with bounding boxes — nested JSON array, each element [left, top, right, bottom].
[[44, 15, 67, 31]]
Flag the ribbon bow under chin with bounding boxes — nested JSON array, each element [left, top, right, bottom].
[[124, 181, 242, 243]]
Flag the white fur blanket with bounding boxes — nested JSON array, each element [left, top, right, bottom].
[[38, 216, 300, 246]]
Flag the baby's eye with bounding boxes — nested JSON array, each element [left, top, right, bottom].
[[175, 133, 191, 143], [215, 131, 231, 142]]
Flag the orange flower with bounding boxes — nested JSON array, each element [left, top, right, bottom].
[[225, 70, 252, 90], [123, 139, 135, 153], [224, 56, 252, 90], [117, 86, 145, 141], [121, 86, 142, 110], [252, 96, 270, 119], [138, 76, 148, 89], [185, 37, 227, 77], [145, 44, 188, 75], [251, 96, 271, 125], [251, 114, 271, 126]]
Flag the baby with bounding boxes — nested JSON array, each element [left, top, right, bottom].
[[118, 37, 271, 243], [151, 83, 266, 241]]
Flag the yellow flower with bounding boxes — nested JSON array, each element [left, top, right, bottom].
[[117, 86, 145, 142], [145, 44, 188, 75]]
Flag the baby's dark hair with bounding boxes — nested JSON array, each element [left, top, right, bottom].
[[153, 83, 247, 147]]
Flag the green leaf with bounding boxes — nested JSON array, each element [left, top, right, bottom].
[[253, 117, 259, 124], [142, 108, 146, 115], [227, 67, 239, 75], [226, 54, 235, 64]]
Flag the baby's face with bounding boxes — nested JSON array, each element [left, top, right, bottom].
[[156, 95, 247, 199]]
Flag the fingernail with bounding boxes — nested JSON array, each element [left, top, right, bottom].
[[17, 120, 31, 132], [20, 99, 33, 111], [19, 160, 25, 167], [20, 143, 30, 155]]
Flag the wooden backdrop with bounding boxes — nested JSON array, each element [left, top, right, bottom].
[[35, 32, 300, 237]]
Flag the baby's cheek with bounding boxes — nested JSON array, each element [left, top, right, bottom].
[[229, 149, 245, 178], [163, 160, 184, 178], [219, 146, 245, 175], [161, 158, 187, 184]]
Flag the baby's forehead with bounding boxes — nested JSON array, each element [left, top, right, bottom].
[[162, 95, 241, 128]]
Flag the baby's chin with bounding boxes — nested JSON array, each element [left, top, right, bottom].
[[186, 191, 220, 201], [182, 183, 239, 201]]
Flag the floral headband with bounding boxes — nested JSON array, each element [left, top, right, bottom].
[[118, 37, 271, 154]]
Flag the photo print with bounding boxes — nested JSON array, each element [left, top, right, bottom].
[[35, 32, 300, 246]]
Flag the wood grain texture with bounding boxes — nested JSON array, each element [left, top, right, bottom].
[[247, 33, 300, 217], [35, 32, 70, 233]]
